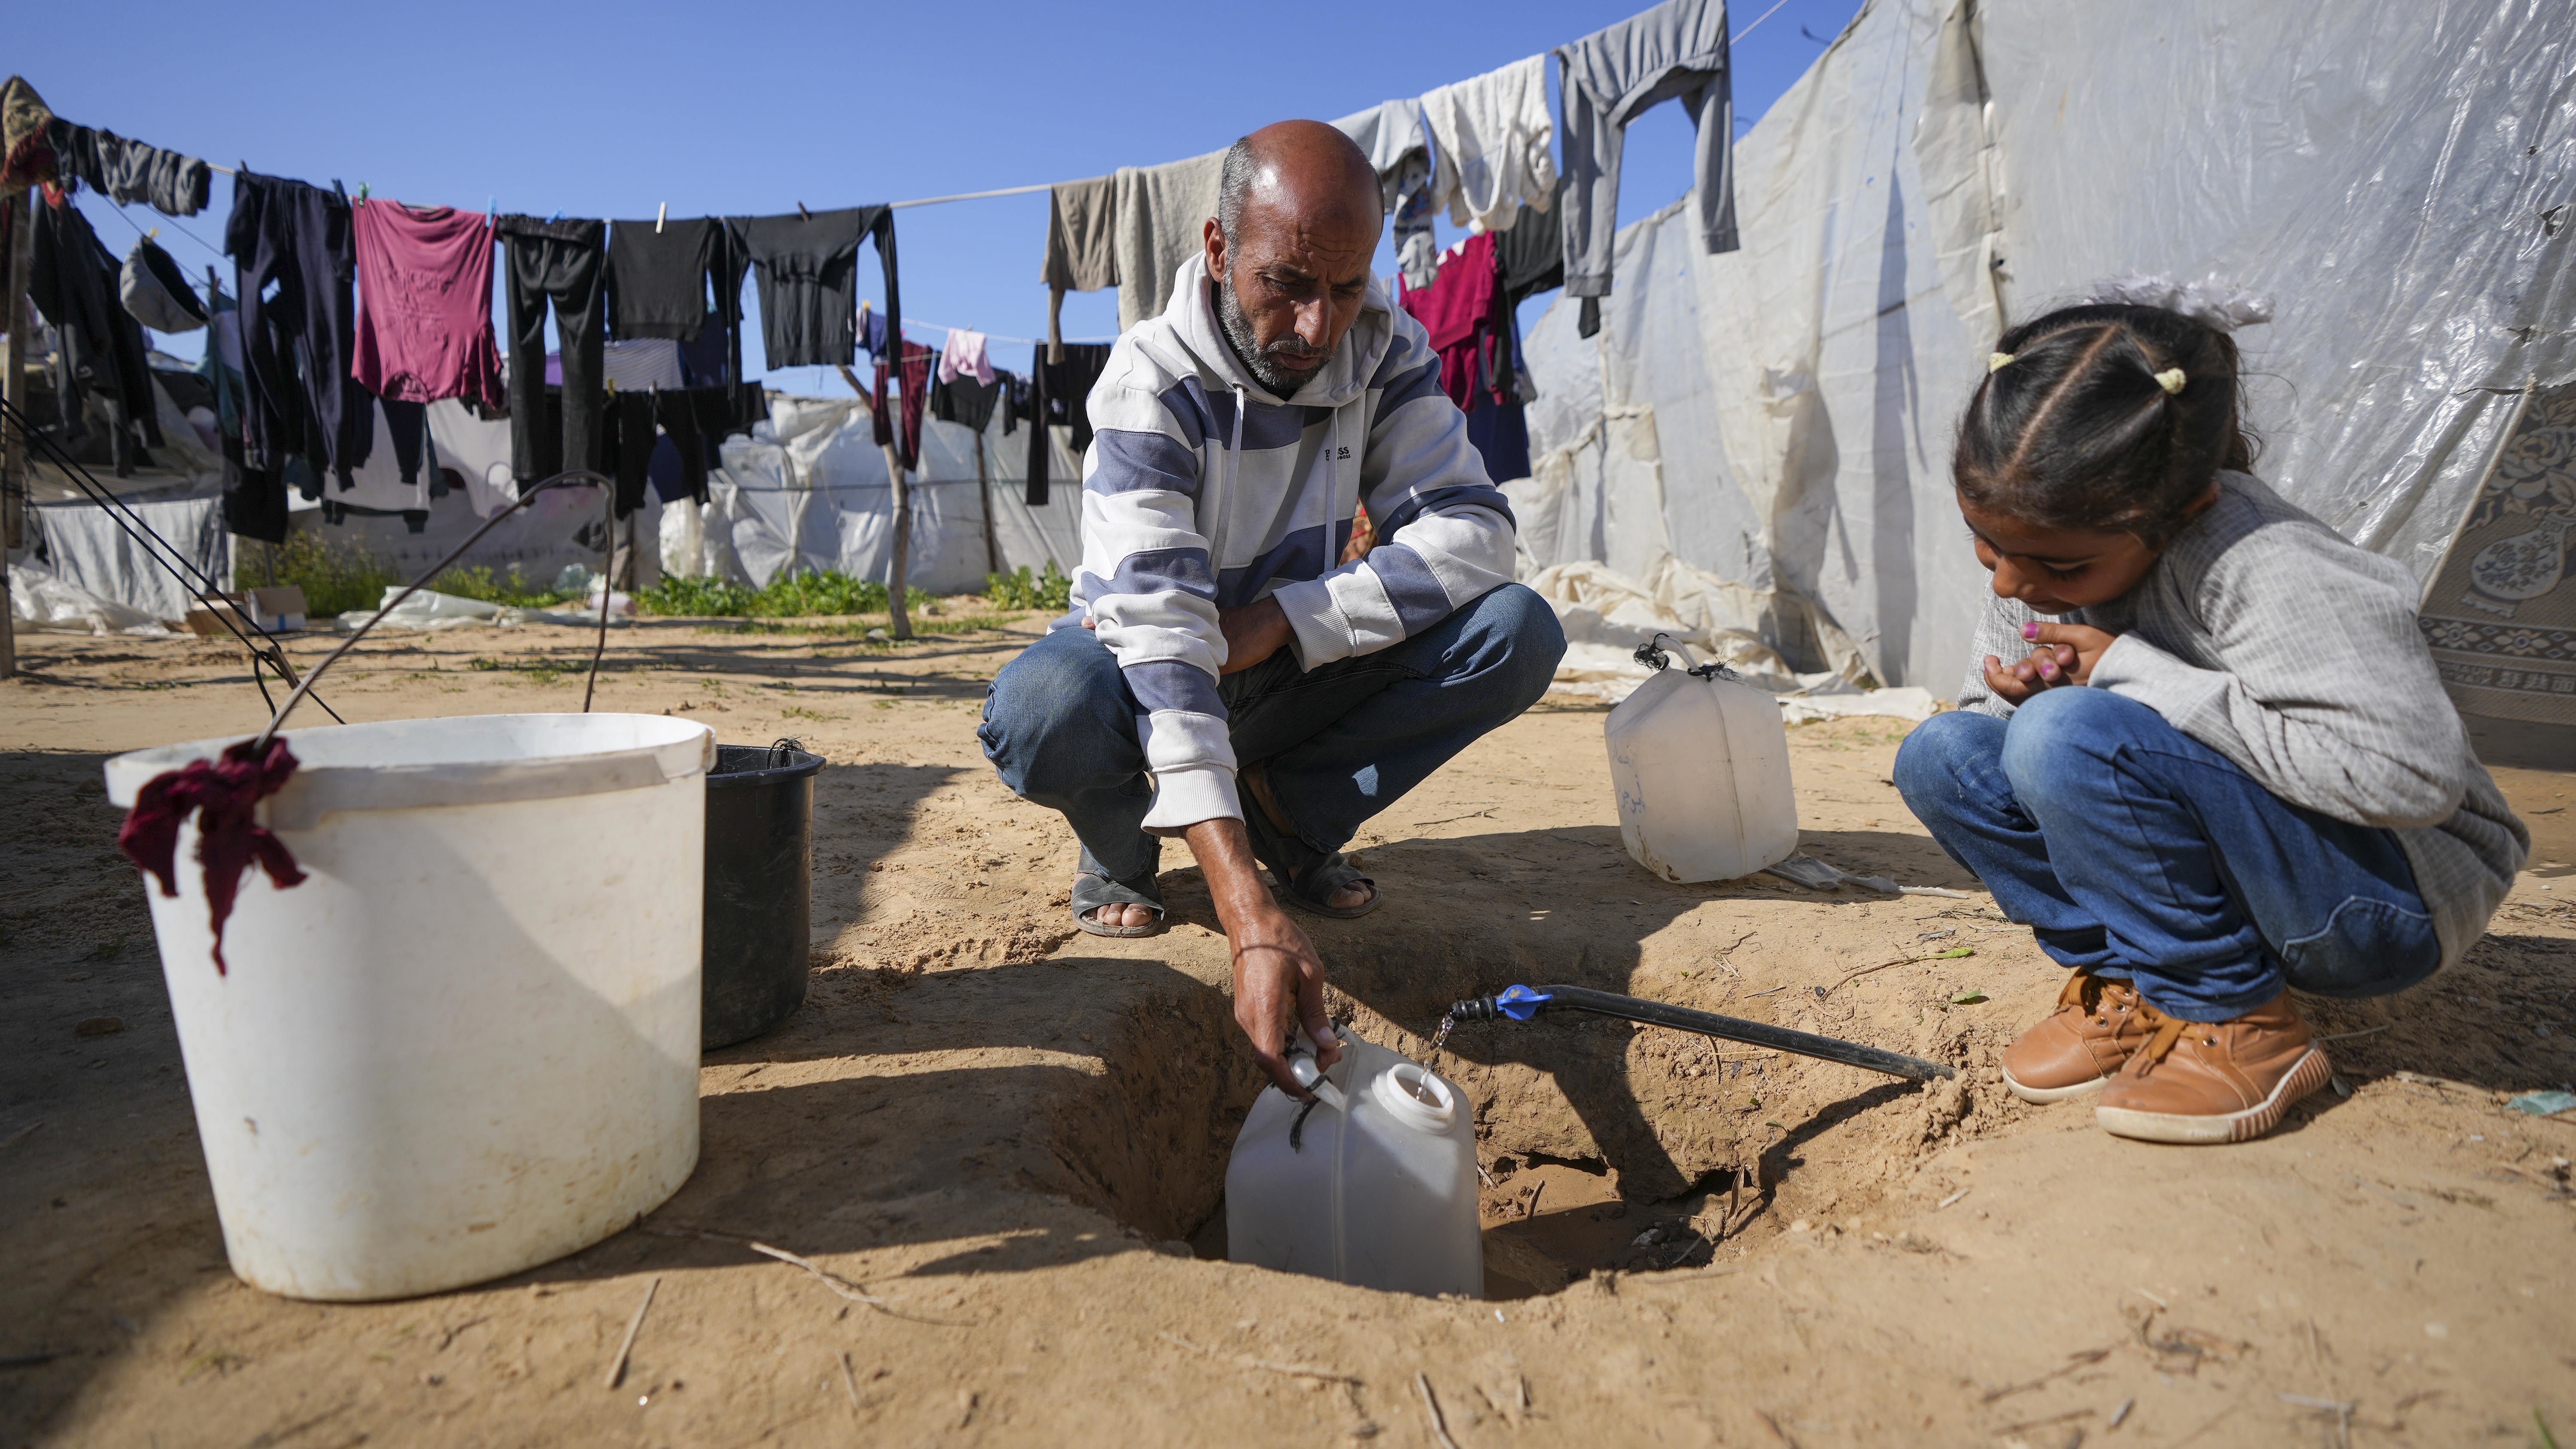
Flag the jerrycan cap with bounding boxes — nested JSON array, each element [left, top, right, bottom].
[[1371, 1062, 1456, 1131]]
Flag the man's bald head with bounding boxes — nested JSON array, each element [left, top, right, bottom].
[[1217, 120, 1383, 248], [1205, 121, 1384, 397]]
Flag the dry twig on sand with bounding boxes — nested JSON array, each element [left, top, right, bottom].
[[1826, 945, 1975, 995], [603, 1276, 658, 1390], [1416, 1372, 1461, 1449]]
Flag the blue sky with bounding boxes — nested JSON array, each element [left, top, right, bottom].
[[39, 0, 1862, 390]]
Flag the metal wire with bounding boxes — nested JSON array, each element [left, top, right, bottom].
[[251, 469, 614, 749], [0, 393, 339, 721]]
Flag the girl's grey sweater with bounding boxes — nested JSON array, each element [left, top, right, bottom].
[[1956, 472, 2527, 972]]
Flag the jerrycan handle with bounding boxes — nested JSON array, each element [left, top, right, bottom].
[[1633, 632, 1739, 681], [1283, 1026, 1348, 1111]]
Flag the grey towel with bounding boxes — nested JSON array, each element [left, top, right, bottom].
[[1043, 174, 1118, 359], [1113, 151, 1225, 333]]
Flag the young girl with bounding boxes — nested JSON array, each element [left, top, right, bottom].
[[1894, 288, 2528, 1145]]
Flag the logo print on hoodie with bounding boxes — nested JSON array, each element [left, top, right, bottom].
[[1337, 446, 1352, 459]]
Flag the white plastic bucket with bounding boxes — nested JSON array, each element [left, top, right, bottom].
[[103, 713, 714, 1301]]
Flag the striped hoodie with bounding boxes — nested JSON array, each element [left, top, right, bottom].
[[1071, 257, 1517, 834]]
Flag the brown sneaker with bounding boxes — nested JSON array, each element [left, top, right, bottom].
[[2001, 971, 2151, 1103], [2094, 992, 2332, 1145]]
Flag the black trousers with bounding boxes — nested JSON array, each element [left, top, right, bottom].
[[1023, 342, 1110, 505], [497, 216, 607, 483], [610, 387, 732, 512], [225, 172, 368, 478]]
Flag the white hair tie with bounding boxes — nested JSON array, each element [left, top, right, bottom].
[[2086, 272, 2275, 333]]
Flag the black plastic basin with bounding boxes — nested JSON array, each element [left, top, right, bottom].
[[702, 742, 823, 1050]]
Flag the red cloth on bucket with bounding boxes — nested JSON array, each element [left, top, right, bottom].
[[117, 737, 305, 974]]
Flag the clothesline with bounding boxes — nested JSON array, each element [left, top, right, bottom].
[[166, 0, 1791, 226]]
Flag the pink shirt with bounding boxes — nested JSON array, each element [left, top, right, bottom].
[[351, 201, 504, 409]]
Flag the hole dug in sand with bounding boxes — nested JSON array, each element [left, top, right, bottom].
[[1044, 992, 1853, 1301]]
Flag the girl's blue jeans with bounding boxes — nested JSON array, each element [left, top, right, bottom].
[[1893, 687, 2439, 1021]]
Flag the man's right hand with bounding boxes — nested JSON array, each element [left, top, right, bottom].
[[1184, 816, 1339, 1095]]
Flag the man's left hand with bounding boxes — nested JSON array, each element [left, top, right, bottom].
[[1217, 597, 1293, 675]]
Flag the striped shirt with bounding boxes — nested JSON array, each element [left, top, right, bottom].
[[1071, 259, 1517, 832]]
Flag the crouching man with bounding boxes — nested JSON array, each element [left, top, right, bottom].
[[978, 120, 1564, 1092]]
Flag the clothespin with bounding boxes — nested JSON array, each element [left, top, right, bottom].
[[656, 202, 666, 234], [548, 208, 563, 222], [796, 201, 811, 221], [147, 226, 159, 238], [355, 182, 369, 201]]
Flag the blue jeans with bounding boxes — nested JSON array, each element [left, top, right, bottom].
[[978, 583, 1566, 890], [1893, 688, 2439, 1021]]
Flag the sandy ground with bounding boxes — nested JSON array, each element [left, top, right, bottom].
[[2, 612, 2571, 1448]]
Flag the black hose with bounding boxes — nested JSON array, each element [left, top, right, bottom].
[[1449, 983, 1955, 1083]]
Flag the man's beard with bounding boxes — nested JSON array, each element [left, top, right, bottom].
[[1216, 277, 1327, 398]]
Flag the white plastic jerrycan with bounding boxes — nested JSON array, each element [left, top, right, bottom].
[[1605, 640, 1799, 883], [1225, 1030, 1482, 1298]]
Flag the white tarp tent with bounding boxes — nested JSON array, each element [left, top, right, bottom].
[[678, 393, 1081, 594], [1522, 0, 2576, 694]]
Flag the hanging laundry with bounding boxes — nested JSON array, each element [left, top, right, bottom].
[[45, 120, 211, 217], [30, 193, 166, 475], [195, 281, 243, 438], [602, 338, 686, 391], [1399, 231, 1500, 408], [226, 171, 370, 484], [1494, 177, 1566, 305], [939, 328, 993, 386], [607, 216, 718, 340], [118, 235, 207, 333], [1331, 100, 1438, 291], [351, 200, 505, 411], [1041, 174, 1117, 359], [931, 369, 1003, 433], [426, 398, 519, 518], [1112, 151, 1224, 333], [1558, 0, 1738, 338], [872, 339, 934, 472], [192, 282, 276, 541], [857, 299, 887, 357], [1022, 341, 1111, 505], [1, 76, 58, 194], [1000, 370, 1030, 437], [730, 206, 899, 370], [495, 214, 607, 481], [1420, 56, 1558, 235], [318, 396, 439, 532], [1397, 232, 1528, 481]]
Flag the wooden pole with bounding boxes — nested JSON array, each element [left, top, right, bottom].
[[974, 429, 998, 579], [835, 362, 912, 641], [878, 441, 913, 641], [1, 189, 34, 682]]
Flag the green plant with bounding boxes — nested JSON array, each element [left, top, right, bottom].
[[435, 565, 581, 609], [984, 560, 1072, 612], [247, 533, 399, 617], [637, 570, 931, 619]]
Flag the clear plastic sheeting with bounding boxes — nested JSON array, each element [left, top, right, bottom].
[[7, 559, 178, 636], [1528, 558, 1941, 723], [1523, 0, 2576, 694], [683, 393, 1081, 594]]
